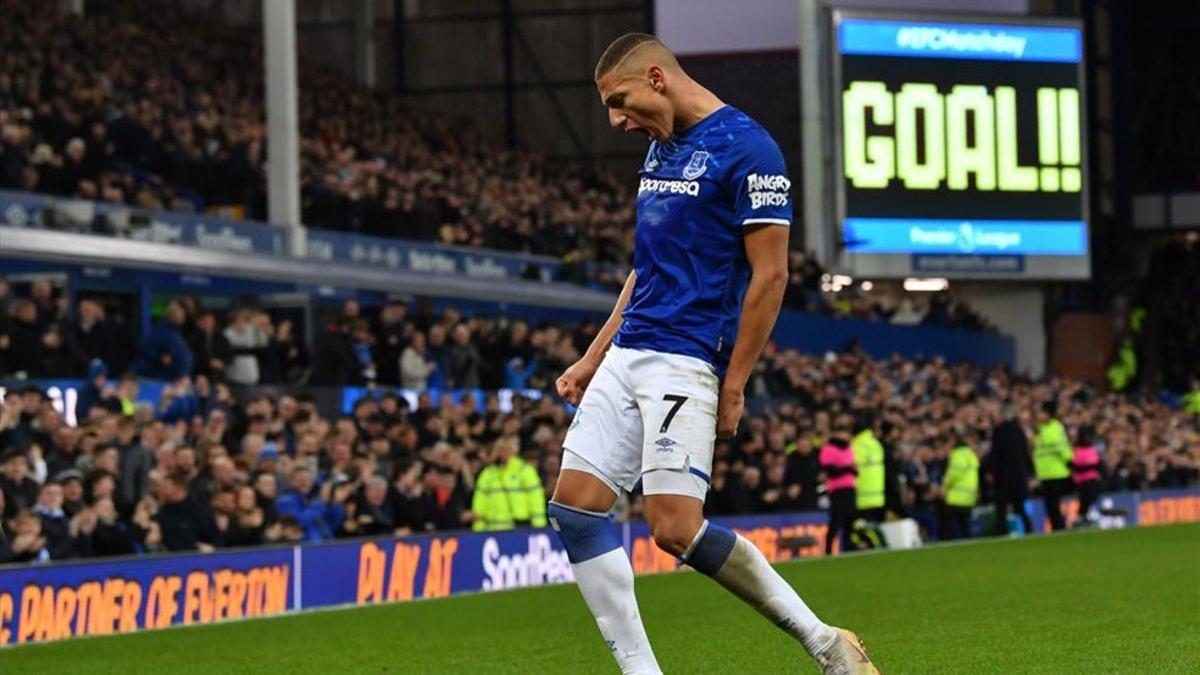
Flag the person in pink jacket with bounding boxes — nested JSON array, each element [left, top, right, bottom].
[[819, 416, 858, 554], [1070, 425, 1102, 525]]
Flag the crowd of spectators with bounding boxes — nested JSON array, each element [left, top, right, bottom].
[[781, 251, 995, 332], [0, 279, 592, 391], [1139, 237, 1200, 392], [0, 0, 997, 327], [2, 304, 1196, 563], [0, 272, 1001, 390], [0, 0, 633, 269]]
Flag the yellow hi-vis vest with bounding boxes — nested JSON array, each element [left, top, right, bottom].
[[944, 445, 980, 508], [851, 429, 885, 510], [472, 456, 547, 531], [1184, 390, 1200, 416], [1034, 419, 1073, 480]]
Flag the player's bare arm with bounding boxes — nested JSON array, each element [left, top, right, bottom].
[[556, 269, 638, 405], [717, 225, 789, 438]]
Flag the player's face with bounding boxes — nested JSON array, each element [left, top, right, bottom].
[[597, 70, 671, 142]]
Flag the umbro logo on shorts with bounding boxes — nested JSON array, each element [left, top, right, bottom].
[[655, 437, 678, 451]]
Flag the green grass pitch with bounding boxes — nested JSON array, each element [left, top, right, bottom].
[[4, 523, 1198, 674]]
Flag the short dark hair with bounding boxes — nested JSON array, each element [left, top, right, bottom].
[[594, 32, 659, 80], [1041, 400, 1058, 418]]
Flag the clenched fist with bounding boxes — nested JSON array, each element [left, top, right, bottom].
[[556, 355, 601, 405]]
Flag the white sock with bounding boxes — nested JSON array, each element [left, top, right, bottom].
[[700, 528, 838, 656], [573, 548, 662, 675]]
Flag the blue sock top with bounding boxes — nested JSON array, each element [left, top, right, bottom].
[[548, 502, 621, 564], [682, 521, 736, 576]]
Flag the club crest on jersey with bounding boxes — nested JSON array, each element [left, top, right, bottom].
[[682, 150, 710, 180]]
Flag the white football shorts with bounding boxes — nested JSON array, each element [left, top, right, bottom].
[[561, 345, 719, 501]]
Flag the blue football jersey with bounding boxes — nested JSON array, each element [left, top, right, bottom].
[[613, 105, 791, 376]]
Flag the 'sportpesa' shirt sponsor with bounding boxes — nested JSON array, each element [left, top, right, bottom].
[[615, 105, 791, 376]]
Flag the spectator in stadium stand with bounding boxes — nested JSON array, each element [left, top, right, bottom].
[[0, 390, 33, 453], [1033, 400, 1074, 532], [783, 434, 821, 511], [400, 330, 437, 390], [58, 469, 85, 516], [29, 280, 58, 327], [32, 479, 84, 559], [275, 466, 346, 542], [418, 455, 473, 532], [88, 496, 142, 557], [312, 315, 358, 386], [189, 310, 232, 382], [224, 308, 268, 386], [274, 319, 309, 385], [444, 323, 483, 389], [819, 416, 858, 554], [0, 509, 51, 564], [70, 299, 125, 376], [1070, 425, 1103, 525], [131, 299, 194, 381], [0, 489, 11, 556], [338, 476, 388, 537], [231, 484, 267, 546], [153, 469, 219, 552], [254, 311, 286, 385], [374, 301, 410, 386], [0, 446, 39, 519], [75, 359, 110, 422], [44, 425, 83, 481], [348, 320, 378, 384], [5, 299, 45, 378]]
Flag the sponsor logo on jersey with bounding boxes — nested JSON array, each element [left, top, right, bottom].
[[638, 177, 701, 197], [746, 172, 791, 209], [643, 155, 660, 172], [682, 150, 710, 180]]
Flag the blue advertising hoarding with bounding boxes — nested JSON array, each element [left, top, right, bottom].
[[0, 548, 294, 644], [0, 190, 569, 284], [5, 488, 1195, 646], [304, 228, 562, 283], [0, 190, 289, 256]]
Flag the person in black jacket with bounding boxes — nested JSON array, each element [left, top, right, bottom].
[[0, 447, 39, 519], [69, 299, 125, 376], [353, 476, 399, 536], [311, 317, 358, 385], [987, 404, 1036, 535], [89, 496, 143, 557], [154, 470, 220, 552], [32, 481, 85, 560], [373, 301, 409, 386], [783, 436, 821, 510], [189, 311, 233, 382], [4, 299, 45, 378]]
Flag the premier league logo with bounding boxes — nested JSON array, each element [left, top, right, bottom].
[[682, 150, 710, 180]]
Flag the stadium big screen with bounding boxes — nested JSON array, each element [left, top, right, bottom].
[[830, 12, 1089, 279]]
